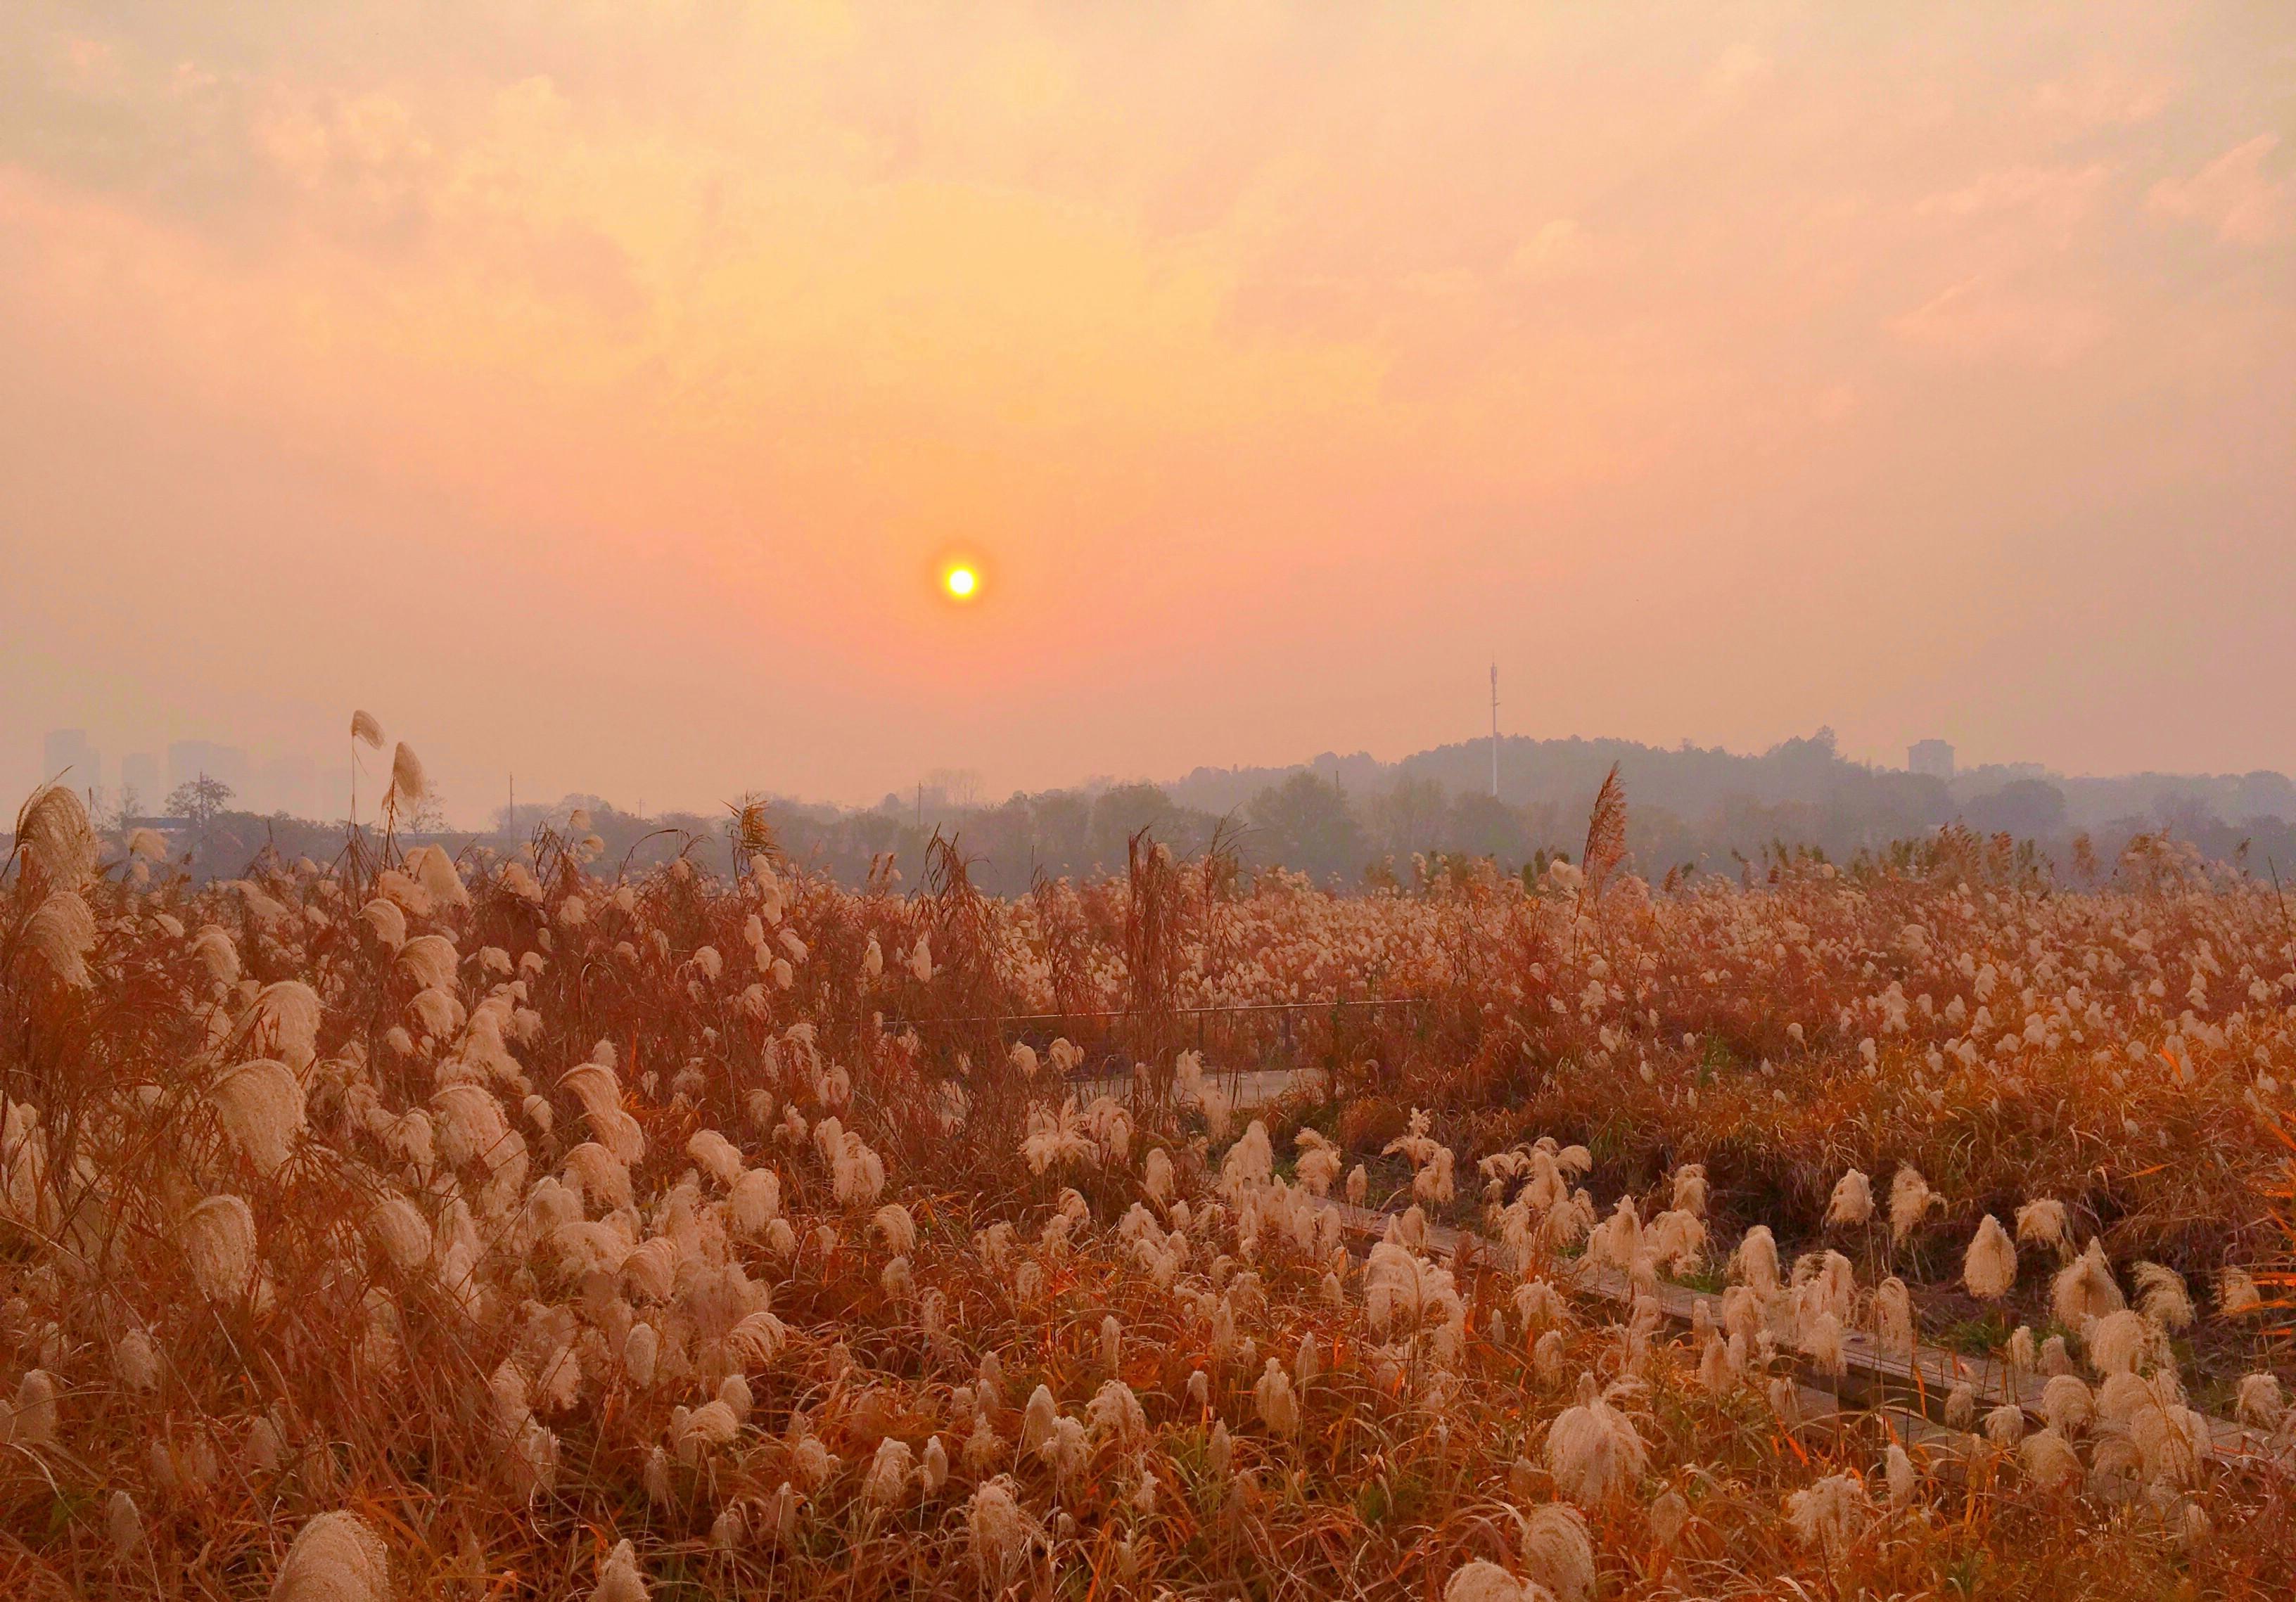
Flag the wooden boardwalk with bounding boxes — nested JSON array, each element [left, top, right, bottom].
[[1332, 1203, 2286, 1470]]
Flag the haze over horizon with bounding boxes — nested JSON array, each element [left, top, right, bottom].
[[5, 4, 2292, 817]]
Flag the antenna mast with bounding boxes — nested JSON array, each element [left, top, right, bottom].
[[1488, 662, 1500, 797]]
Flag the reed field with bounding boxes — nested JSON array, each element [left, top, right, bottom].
[[2, 737, 2291, 1599]]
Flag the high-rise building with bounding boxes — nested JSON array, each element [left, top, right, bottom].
[[120, 752, 160, 812], [254, 752, 319, 817], [168, 741, 252, 804], [1908, 739, 1955, 781], [42, 729, 100, 791]]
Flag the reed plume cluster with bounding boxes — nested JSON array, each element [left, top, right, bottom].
[[0, 763, 2291, 1599]]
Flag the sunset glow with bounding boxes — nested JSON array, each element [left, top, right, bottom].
[[0, 4, 2288, 814], [6, 8, 2296, 1596]]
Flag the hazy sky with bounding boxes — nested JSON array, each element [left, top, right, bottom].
[[4, 3, 2291, 819]]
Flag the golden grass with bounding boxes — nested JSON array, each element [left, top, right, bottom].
[[1, 783, 2290, 1598]]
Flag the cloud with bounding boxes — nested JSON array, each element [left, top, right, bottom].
[[1506, 219, 1593, 282], [1703, 43, 1772, 103], [1887, 276, 2107, 366], [1913, 163, 2110, 235], [2030, 60, 2174, 138], [1, 2, 2292, 803], [2148, 134, 2289, 245]]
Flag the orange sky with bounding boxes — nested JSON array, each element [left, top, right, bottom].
[[3, 4, 2291, 816]]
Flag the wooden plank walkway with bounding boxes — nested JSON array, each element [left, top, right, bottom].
[[1332, 1203, 2285, 1470]]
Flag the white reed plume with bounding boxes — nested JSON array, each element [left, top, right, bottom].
[[1670, 1162, 1708, 1217], [106, 1491, 142, 1555], [1884, 1442, 1916, 1506], [1529, 1328, 1567, 1387], [1945, 1383, 1977, 1430], [388, 743, 426, 807], [1038, 1414, 1088, 1484], [1728, 1225, 1780, 1295], [1649, 1487, 1688, 1550], [1254, 1358, 1300, 1437], [1544, 1381, 1646, 1504], [2131, 1262, 2194, 1330], [962, 1413, 1002, 1476], [1825, 1169, 1873, 1226], [2051, 1240, 2125, 1326], [1784, 1472, 1870, 1554], [1020, 1384, 1059, 1455], [2015, 1198, 2068, 1252], [2235, 1373, 2283, 1428], [967, 1477, 1038, 1579], [622, 1236, 679, 1302], [622, 1325, 658, 1388], [192, 923, 240, 985], [1982, 1404, 2024, 1446], [2088, 1308, 2158, 1378], [18, 784, 97, 887], [397, 934, 459, 992], [408, 844, 469, 911], [679, 1399, 741, 1456], [2218, 1267, 2262, 1316], [1887, 1166, 1938, 1243], [1143, 1146, 1173, 1205], [359, 898, 407, 951], [209, 1058, 306, 1175], [271, 1511, 390, 1602], [113, 1328, 161, 1392], [725, 1167, 780, 1236], [684, 1128, 742, 1188], [22, 890, 96, 988], [2005, 1325, 2035, 1376], [1873, 1276, 1914, 1353], [2020, 1429, 2081, 1487], [1962, 1215, 2017, 1300], [589, 1539, 647, 1602], [8, 1369, 58, 1447], [1516, 1501, 1593, 1602], [864, 1437, 914, 1505], [1090, 1378, 1149, 1448], [248, 980, 322, 1071], [1443, 1561, 1553, 1602], [561, 1063, 645, 1165], [2041, 1373, 2093, 1434], [181, 1194, 257, 1302], [873, 1202, 917, 1256]]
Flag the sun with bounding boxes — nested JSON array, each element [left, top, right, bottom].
[[943, 565, 979, 601]]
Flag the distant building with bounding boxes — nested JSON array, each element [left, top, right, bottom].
[[255, 751, 319, 816], [42, 729, 100, 791], [120, 752, 161, 810], [1908, 739, 1955, 781], [168, 740, 251, 801]]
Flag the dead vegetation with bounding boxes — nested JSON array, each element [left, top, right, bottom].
[[1, 742, 2292, 1599]]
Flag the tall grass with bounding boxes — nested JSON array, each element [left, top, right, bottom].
[[0, 776, 2289, 1598]]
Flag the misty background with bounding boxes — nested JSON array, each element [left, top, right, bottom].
[[24, 721, 2296, 893], [4, 4, 2292, 823]]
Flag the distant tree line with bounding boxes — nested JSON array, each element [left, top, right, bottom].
[[32, 729, 2296, 893]]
